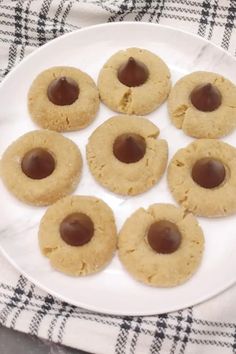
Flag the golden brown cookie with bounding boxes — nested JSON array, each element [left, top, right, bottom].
[[168, 71, 236, 138], [118, 203, 204, 287], [98, 48, 171, 115], [0, 130, 82, 206], [167, 139, 236, 217], [86, 115, 168, 196], [28, 66, 99, 132], [39, 195, 117, 276]]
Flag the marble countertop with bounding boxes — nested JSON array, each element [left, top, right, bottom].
[[0, 325, 89, 354]]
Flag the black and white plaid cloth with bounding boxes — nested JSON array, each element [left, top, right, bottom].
[[0, 1, 236, 353]]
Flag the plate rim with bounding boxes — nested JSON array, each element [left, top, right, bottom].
[[1, 21, 236, 89], [0, 243, 235, 316]]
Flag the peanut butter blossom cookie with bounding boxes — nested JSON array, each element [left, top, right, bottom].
[[28, 66, 99, 132], [168, 71, 236, 138], [98, 48, 171, 115], [168, 139, 236, 217], [0, 130, 82, 206], [39, 196, 117, 276], [118, 204, 204, 287], [86, 115, 168, 196]]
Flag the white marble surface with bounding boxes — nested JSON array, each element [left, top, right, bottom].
[[0, 23, 236, 315]]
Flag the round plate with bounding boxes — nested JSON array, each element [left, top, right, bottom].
[[0, 22, 235, 316]]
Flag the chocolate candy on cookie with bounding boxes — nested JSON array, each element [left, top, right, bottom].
[[86, 115, 168, 196], [118, 203, 204, 287], [98, 48, 171, 115], [0, 130, 82, 206], [21, 148, 55, 180], [191, 158, 225, 189], [47, 76, 79, 106], [39, 196, 117, 276], [28, 66, 99, 132], [190, 83, 222, 112], [60, 213, 94, 247], [168, 139, 236, 217], [113, 133, 146, 163], [147, 220, 181, 254], [168, 71, 236, 138], [117, 57, 149, 87]]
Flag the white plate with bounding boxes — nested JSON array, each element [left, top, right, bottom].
[[0, 22, 235, 316]]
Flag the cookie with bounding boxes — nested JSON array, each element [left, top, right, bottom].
[[98, 48, 171, 115], [28, 66, 100, 132], [0, 130, 82, 206], [39, 196, 117, 276], [167, 139, 236, 217], [168, 71, 236, 138], [118, 203, 204, 287], [86, 115, 168, 196]]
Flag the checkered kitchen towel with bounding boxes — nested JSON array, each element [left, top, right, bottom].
[[0, 1, 236, 353]]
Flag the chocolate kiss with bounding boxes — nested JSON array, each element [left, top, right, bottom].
[[47, 76, 79, 106], [117, 57, 149, 87], [21, 148, 55, 180], [113, 133, 146, 163], [147, 220, 181, 254], [192, 158, 226, 189], [190, 83, 222, 112], [60, 213, 94, 247]]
